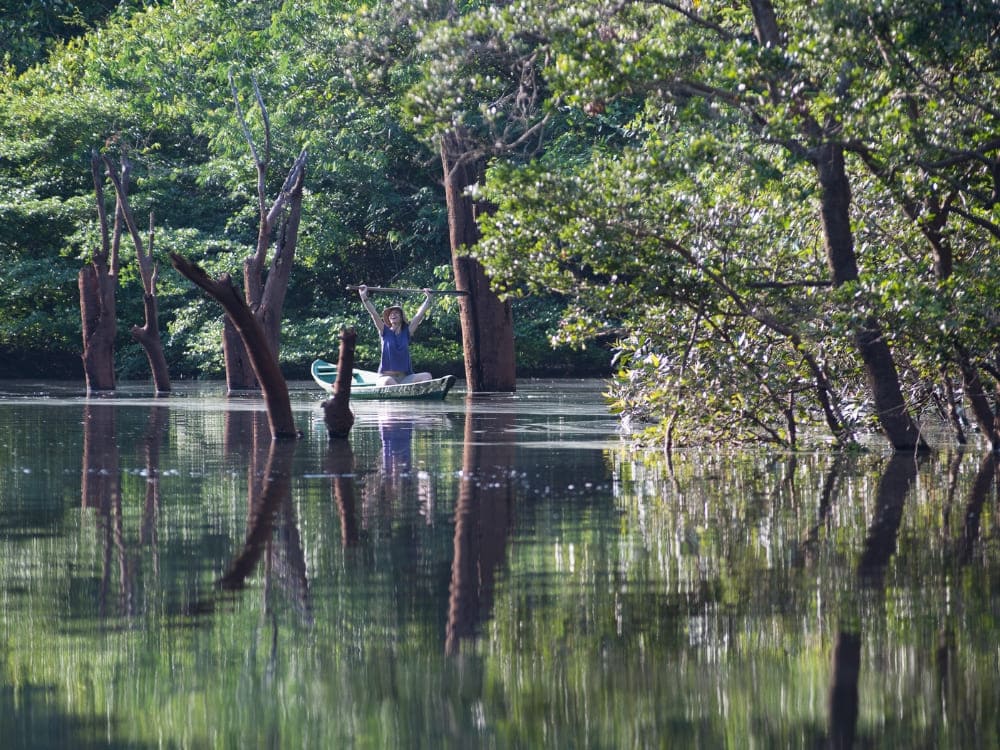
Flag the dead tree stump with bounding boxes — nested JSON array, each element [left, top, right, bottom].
[[322, 329, 357, 439]]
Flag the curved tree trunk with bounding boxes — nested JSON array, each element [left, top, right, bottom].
[[748, 1, 925, 452], [322, 328, 357, 439], [441, 128, 516, 392], [171, 253, 299, 439], [131, 289, 171, 393], [814, 145, 926, 451]]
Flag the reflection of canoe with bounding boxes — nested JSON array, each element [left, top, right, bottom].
[[311, 359, 456, 401]]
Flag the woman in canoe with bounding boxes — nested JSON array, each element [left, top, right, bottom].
[[357, 284, 435, 386]]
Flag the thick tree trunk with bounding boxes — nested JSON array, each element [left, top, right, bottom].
[[80, 151, 118, 393], [79, 265, 117, 392], [441, 129, 516, 392], [815, 144, 926, 451], [171, 253, 299, 439], [223, 320, 256, 392]]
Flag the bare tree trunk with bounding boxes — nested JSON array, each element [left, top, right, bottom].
[[441, 129, 516, 392], [79, 265, 116, 391], [102, 154, 170, 393], [224, 73, 307, 392], [80, 151, 118, 393], [170, 253, 299, 439], [322, 328, 357, 439]]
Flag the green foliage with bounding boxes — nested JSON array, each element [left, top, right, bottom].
[[468, 0, 1000, 447]]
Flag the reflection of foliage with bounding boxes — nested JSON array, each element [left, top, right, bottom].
[[1, 398, 999, 746]]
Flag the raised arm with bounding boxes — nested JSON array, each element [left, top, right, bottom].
[[408, 289, 434, 335], [358, 285, 384, 333]]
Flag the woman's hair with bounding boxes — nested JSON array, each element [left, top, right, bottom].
[[381, 305, 407, 326]]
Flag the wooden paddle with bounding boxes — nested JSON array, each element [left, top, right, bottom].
[[346, 285, 468, 296]]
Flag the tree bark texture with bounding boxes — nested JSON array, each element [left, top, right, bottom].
[[223, 77, 308, 392], [102, 155, 171, 393], [170, 252, 299, 439], [441, 129, 516, 392], [79, 265, 116, 392], [322, 328, 357, 439], [80, 151, 119, 393], [815, 144, 926, 452]]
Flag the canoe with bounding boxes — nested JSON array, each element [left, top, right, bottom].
[[310, 359, 456, 401]]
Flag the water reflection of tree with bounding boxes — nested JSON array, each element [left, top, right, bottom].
[[327, 438, 359, 547], [937, 452, 997, 735], [219, 410, 311, 624], [139, 405, 167, 567], [81, 401, 130, 617], [445, 406, 515, 655], [828, 454, 997, 748], [82, 402, 170, 619], [826, 454, 923, 749]]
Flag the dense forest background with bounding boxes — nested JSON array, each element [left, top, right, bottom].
[[2, 1, 999, 449]]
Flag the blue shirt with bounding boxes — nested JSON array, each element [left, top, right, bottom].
[[379, 327, 413, 374]]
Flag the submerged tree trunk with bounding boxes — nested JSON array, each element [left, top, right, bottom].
[[102, 155, 170, 393], [171, 253, 298, 439], [814, 145, 926, 452], [441, 128, 516, 392], [322, 328, 357, 439], [80, 151, 118, 393], [224, 73, 307, 392]]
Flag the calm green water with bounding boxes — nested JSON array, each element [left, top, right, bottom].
[[0, 379, 997, 748]]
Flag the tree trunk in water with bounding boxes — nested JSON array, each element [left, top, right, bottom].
[[80, 151, 118, 393], [223, 319, 256, 392], [815, 144, 926, 451], [171, 253, 299, 439], [956, 351, 1000, 451], [131, 291, 170, 393], [441, 129, 516, 392], [102, 157, 171, 394], [79, 265, 117, 392], [322, 328, 357, 439]]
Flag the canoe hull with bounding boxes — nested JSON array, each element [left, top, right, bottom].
[[311, 359, 456, 401]]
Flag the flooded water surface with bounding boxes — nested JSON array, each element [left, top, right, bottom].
[[0, 379, 997, 748]]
